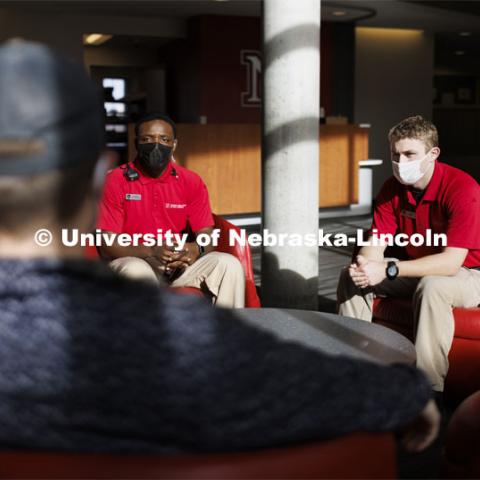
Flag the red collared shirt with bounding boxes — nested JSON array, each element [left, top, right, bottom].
[[97, 161, 214, 235], [371, 161, 480, 268]]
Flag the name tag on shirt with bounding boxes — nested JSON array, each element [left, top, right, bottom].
[[400, 209, 416, 220], [125, 194, 142, 201]]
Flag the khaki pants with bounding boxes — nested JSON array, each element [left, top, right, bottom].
[[337, 267, 480, 392], [110, 252, 245, 309]]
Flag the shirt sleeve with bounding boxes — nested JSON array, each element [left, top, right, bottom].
[[371, 179, 399, 236], [444, 180, 480, 250], [96, 171, 125, 233], [186, 175, 214, 232]]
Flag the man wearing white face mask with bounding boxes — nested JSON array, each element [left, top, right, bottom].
[[337, 115, 480, 394]]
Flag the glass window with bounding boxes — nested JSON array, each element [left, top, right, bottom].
[[102, 78, 125, 101]]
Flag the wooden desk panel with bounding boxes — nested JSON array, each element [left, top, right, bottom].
[[129, 124, 369, 215], [320, 125, 368, 206], [175, 124, 261, 215]]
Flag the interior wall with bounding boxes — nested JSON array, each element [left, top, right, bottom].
[[198, 15, 261, 123], [0, 9, 83, 59], [84, 46, 159, 69], [354, 27, 434, 196], [161, 27, 201, 123], [330, 23, 355, 122], [0, 8, 14, 40], [163, 16, 345, 124]]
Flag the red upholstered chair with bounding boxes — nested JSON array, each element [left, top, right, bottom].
[[169, 214, 260, 307], [442, 390, 480, 478], [0, 432, 396, 479], [372, 298, 480, 405], [212, 214, 260, 308]]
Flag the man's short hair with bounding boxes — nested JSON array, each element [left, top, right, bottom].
[[0, 162, 95, 232], [388, 115, 439, 151], [134, 113, 177, 139]]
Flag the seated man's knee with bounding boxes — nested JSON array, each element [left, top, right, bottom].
[[208, 252, 244, 276], [109, 257, 157, 282]]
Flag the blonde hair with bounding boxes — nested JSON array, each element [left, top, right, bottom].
[[388, 115, 438, 150]]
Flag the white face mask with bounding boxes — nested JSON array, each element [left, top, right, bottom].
[[391, 151, 431, 185]]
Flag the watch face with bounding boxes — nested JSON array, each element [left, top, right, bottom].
[[387, 263, 398, 278]]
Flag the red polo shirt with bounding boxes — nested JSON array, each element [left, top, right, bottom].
[[97, 161, 214, 236], [371, 161, 480, 268]]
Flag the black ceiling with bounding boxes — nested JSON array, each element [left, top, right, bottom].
[[0, 1, 262, 18], [409, 1, 480, 17]]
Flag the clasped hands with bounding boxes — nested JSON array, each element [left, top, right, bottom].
[[349, 255, 387, 289], [151, 242, 200, 274]]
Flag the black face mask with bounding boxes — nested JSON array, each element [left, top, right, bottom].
[[137, 143, 172, 177]]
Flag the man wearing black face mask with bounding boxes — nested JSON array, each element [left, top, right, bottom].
[[137, 142, 171, 178], [97, 113, 245, 308]]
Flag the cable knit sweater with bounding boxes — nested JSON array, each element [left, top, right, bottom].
[[0, 259, 432, 453]]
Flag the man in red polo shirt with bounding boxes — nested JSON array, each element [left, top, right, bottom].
[[337, 115, 480, 392], [97, 113, 245, 308]]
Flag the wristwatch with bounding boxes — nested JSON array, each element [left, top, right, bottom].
[[386, 261, 399, 281]]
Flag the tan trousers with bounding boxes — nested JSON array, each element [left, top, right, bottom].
[[337, 267, 480, 392], [109, 252, 245, 309]]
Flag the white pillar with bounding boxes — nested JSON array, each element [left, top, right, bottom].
[[261, 0, 320, 309]]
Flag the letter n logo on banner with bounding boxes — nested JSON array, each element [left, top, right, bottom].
[[241, 50, 261, 107]]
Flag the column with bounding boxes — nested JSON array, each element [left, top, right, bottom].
[[261, 0, 321, 309]]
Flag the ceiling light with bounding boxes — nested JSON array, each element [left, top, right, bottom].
[[459, 32, 471, 37], [357, 27, 423, 39], [332, 10, 347, 16], [454, 50, 466, 56], [83, 34, 113, 46]]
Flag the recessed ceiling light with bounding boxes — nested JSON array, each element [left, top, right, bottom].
[[332, 10, 347, 16], [459, 32, 471, 37], [454, 50, 466, 56], [83, 34, 113, 46]]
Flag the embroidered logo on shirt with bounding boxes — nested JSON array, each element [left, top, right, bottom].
[[165, 203, 186, 209], [125, 194, 142, 201]]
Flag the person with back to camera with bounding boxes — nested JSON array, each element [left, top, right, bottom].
[[0, 40, 439, 456]]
